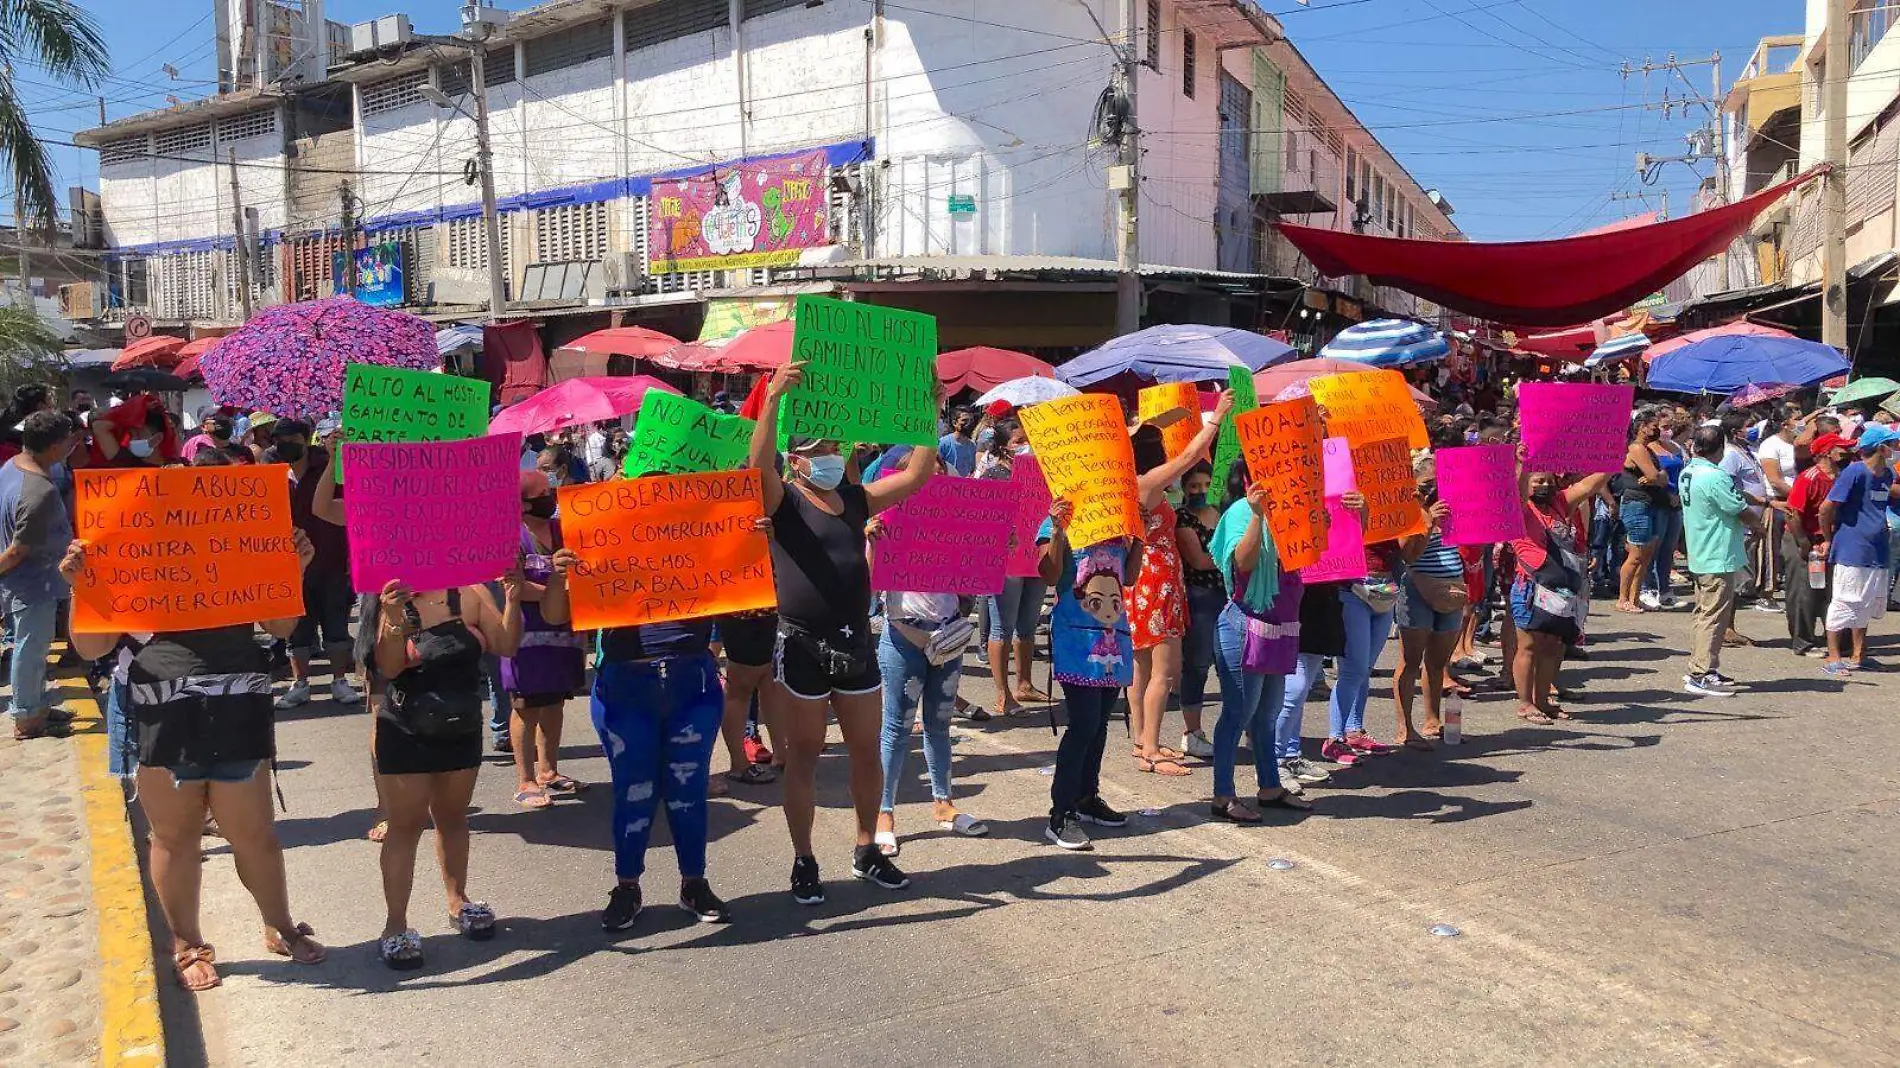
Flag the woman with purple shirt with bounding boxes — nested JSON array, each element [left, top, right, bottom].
[[504, 470, 588, 808]]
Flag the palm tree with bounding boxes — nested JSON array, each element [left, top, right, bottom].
[[0, 301, 67, 397], [0, 0, 109, 231]]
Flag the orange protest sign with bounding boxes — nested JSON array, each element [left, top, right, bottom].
[[1234, 396, 1330, 570], [1137, 382, 1200, 460], [1351, 436, 1426, 542], [557, 469, 775, 629], [1018, 393, 1142, 549], [1309, 370, 1428, 450], [71, 466, 303, 634]]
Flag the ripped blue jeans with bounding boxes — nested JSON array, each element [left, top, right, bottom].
[[877, 625, 961, 810], [590, 654, 723, 883]]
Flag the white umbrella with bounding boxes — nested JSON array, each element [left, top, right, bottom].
[[976, 376, 1081, 408]]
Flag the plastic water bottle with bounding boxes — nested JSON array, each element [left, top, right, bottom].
[[1808, 551, 1827, 590], [1442, 692, 1464, 746]]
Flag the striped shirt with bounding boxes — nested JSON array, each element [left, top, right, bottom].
[[1410, 528, 1466, 580]]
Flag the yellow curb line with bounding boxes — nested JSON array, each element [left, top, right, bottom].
[[70, 684, 166, 1067]]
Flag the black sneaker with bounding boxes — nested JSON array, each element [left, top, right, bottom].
[[678, 878, 730, 924], [600, 884, 641, 931], [1045, 813, 1092, 850], [1074, 796, 1128, 828], [851, 845, 911, 890], [790, 855, 825, 905]]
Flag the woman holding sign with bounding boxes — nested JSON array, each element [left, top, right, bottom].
[[1391, 453, 1466, 749], [1510, 453, 1609, 724], [749, 360, 938, 905], [359, 573, 523, 970], [61, 524, 329, 990]]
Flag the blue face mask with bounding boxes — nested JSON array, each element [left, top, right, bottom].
[[802, 454, 846, 490]]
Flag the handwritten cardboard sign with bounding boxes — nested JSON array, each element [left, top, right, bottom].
[[1310, 370, 1428, 450], [624, 391, 754, 477], [341, 364, 490, 483], [1235, 396, 1330, 570], [557, 470, 775, 629], [1018, 393, 1143, 549], [1519, 382, 1636, 473], [71, 466, 303, 633], [871, 477, 1022, 594], [343, 434, 523, 594], [1007, 454, 1054, 578], [1211, 364, 1258, 503], [780, 294, 937, 447], [1352, 436, 1425, 543], [1435, 444, 1527, 547], [1137, 381, 1201, 460]]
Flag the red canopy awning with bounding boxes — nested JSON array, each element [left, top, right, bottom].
[[1276, 169, 1821, 326]]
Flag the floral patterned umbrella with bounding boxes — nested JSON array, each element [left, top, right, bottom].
[[198, 297, 439, 416]]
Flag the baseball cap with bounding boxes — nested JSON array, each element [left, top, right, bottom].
[[1855, 423, 1900, 451], [785, 435, 833, 454], [1808, 432, 1854, 456]]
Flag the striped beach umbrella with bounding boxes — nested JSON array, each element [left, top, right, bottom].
[[1319, 319, 1449, 368], [1583, 331, 1651, 367]]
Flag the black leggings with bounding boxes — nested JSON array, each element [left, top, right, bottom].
[[1050, 683, 1115, 821]]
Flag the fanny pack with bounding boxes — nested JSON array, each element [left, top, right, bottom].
[[894, 616, 977, 667], [385, 677, 483, 739], [781, 619, 875, 678], [1241, 614, 1300, 675], [1351, 575, 1400, 614], [1409, 570, 1470, 614]]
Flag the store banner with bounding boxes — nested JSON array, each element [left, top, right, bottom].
[[650, 150, 831, 272]]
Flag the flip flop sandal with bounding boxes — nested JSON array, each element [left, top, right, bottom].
[[1015, 686, 1052, 704], [367, 820, 388, 842], [1208, 800, 1262, 824], [1548, 707, 1575, 721], [513, 788, 552, 810], [539, 775, 586, 795], [724, 764, 778, 785], [1137, 757, 1192, 777], [173, 944, 219, 991], [939, 813, 989, 837], [453, 902, 497, 941], [264, 922, 326, 964], [874, 830, 901, 857], [1420, 727, 1443, 740], [380, 930, 424, 971], [1517, 708, 1555, 725]]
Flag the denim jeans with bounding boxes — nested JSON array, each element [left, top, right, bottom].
[[107, 676, 135, 778], [1179, 584, 1226, 712], [1275, 651, 1324, 759], [484, 653, 509, 741], [2, 590, 58, 725], [1330, 588, 1392, 739], [877, 626, 960, 810], [590, 655, 723, 882], [1211, 602, 1286, 798], [986, 577, 1048, 642], [1051, 682, 1115, 821], [1647, 506, 1683, 594]]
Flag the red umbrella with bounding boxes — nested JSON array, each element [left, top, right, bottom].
[[1255, 357, 1438, 411], [560, 326, 682, 358], [488, 376, 680, 437], [710, 321, 796, 372], [111, 335, 186, 371], [650, 339, 727, 372], [936, 346, 1056, 393]]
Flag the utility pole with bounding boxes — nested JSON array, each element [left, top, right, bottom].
[[1822, 0, 1849, 352], [1111, 0, 1141, 335], [227, 148, 253, 320], [469, 43, 507, 321]]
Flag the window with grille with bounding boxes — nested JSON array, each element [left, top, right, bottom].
[[533, 202, 610, 263], [524, 17, 614, 77], [155, 251, 219, 319], [361, 71, 427, 117], [154, 124, 212, 157], [743, 0, 808, 19], [218, 109, 277, 145], [627, 0, 727, 52], [1344, 148, 1357, 202], [1147, 0, 1161, 68], [1182, 30, 1196, 98], [99, 137, 147, 166]]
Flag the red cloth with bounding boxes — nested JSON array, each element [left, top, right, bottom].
[[738, 375, 770, 421], [1276, 170, 1820, 326], [1512, 497, 1583, 576], [87, 394, 180, 466], [484, 320, 547, 405]]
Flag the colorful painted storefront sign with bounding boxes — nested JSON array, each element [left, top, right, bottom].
[[650, 150, 831, 273]]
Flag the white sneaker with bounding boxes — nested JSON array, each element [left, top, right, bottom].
[[330, 677, 362, 705], [274, 680, 311, 709], [1638, 590, 1662, 610], [1181, 731, 1214, 759]]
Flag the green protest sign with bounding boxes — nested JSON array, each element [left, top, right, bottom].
[[779, 294, 938, 447], [1211, 364, 1258, 505], [339, 364, 491, 483], [624, 391, 755, 477]]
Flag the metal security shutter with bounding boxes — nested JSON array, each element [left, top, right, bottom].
[[626, 0, 726, 52], [155, 251, 220, 319], [361, 71, 427, 117], [743, 0, 808, 19], [1250, 52, 1283, 196], [524, 18, 614, 77], [533, 202, 610, 263]]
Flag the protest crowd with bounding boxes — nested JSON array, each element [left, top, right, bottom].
[[4, 295, 1897, 989]]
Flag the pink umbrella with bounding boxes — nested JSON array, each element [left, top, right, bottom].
[[489, 376, 680, 437], [936, 346, 1056, 393], [200, 297, 438, 415], [1255, 357, 1438, 411], [1645, 321, 1793, 363]]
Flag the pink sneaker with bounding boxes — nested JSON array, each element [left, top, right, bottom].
[[1345, 731, 1395, 755], [1319, 738, 1361, 766]]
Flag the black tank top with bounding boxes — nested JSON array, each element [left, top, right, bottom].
[[126, 625, 274, 768], [377, 589, 486, 730]]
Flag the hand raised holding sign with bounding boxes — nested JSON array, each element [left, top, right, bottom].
[[767, 360, 807, 402]]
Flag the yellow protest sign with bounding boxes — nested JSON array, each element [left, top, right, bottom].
[[1234, 396, 1329, 570], [1137, 382, 1201, 460], [1018, 393, 1142, 549], [1309, 370, 1428, 450]]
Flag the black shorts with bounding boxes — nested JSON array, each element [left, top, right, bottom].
[[373, 717, 482, 776], [772, 623, 880, 702], [291, 570, 355, 654], [719, 611, 779, 668]]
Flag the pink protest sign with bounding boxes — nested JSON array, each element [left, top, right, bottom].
[[1519, 382, 1635, 473], [1007, 455, 1054, 578], [343, 433, 524, 595], [1435, 444, 1527, 547], [1323, 436, 1357, 496], [649, 149, 831, 272], [1304, 499, 1368, 583], [872, 476, 1023, 595]]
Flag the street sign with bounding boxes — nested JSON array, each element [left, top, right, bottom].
[[123, 313, 152, 340], [948, 194, 976, 216]]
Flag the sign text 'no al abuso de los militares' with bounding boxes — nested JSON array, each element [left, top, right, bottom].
[[780, 295, 938, 447]]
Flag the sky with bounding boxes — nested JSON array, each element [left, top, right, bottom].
[[13, 0, 1803, 241]]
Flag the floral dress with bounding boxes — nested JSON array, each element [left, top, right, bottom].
[[1127, 503, 1186, 649]]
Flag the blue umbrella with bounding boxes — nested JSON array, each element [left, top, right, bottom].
[[1646, 334, 1849, 394], [1583, 331, 1651, 367], [1058, 325, 1295, 387], [1319, 319, 1449, 368]]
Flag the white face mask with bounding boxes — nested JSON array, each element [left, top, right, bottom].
[[126, 438, 155, 459]]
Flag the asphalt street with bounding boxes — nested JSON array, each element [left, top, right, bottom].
[[160, 603, 1900, 1067]]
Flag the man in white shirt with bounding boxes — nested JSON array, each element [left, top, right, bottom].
[[1756, 410, 1799, 601], [582, 420, 609, 468], [1715, 414, 1772, 605]]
